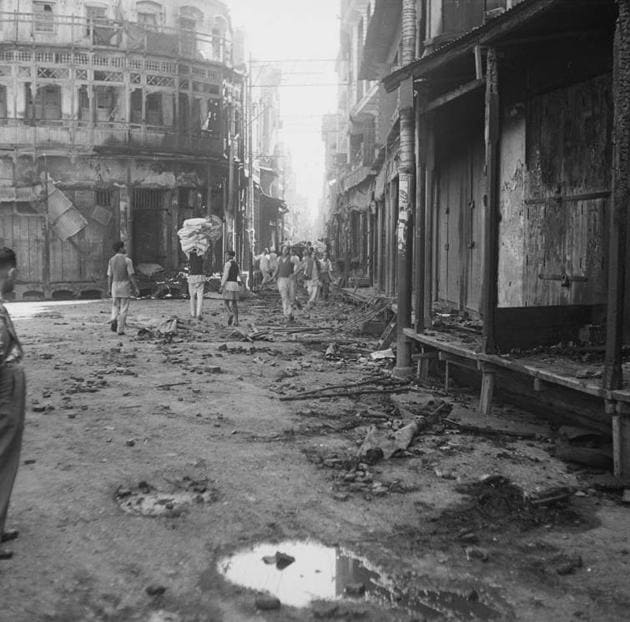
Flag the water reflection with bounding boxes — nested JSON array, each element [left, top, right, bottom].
[[217, 540, 500, 619]]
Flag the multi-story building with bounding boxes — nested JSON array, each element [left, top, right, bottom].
[[323, 0, 401, 289], [0, 0, 244, 299], [250, 64, 286, 254]]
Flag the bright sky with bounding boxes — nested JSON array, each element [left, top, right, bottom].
[[229, 1, 339, 231]]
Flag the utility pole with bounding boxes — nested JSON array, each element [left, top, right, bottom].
[[227, 95, 235, 253], [248, 53, 255, 286], [393, 0, 417, 378]]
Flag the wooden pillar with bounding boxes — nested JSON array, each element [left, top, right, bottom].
[[424, 121, 435, 327], [605, 0, 630, 391], [415, 90, 427, 332], [481, 48, 500, 355], [612, 402, 630, 478]]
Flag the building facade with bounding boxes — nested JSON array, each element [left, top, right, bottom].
[[0, 0, 244, 299], [250, 64, 286, 255], [323, 0, 401, 290], [341, 0, 630, 475]]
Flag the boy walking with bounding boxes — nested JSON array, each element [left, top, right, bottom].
[[107, 242, 139, 336]]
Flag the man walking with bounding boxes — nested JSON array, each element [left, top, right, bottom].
[[303, 248, 321, 310], [0, 248, 25, 560], [273, 245, 296, 321], [107, 242, 139, 336], [187, 249, 206, 320]]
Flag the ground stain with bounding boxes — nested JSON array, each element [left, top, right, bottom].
[[217, 540, 501, 619]]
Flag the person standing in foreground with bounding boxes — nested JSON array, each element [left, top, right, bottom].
[[107, 241, 140, 336], [187, 249, 206, 320], [220, 250, 241, 326], [0, 248, 25, 560], [273, 245, 296, 321], [303, 247, 321, 310], [320, 250, 334, 300]]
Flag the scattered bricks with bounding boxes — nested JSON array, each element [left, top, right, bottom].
[[145, 584, 167, 597], [344, 583, 366, 597], [126, 439, 136, 447], [554, 555, 583, 576], [465, 546, 489, 562]]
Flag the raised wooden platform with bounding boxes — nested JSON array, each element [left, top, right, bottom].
[[403, 327, 630, 476]]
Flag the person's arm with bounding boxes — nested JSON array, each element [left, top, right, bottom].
[[107, 261, 113, 296], [127, 259, 140, 296]]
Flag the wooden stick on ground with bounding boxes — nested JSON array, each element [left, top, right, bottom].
[[279, 387, 414, 402]]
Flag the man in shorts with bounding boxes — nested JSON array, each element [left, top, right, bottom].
[[107, 241, 140, 336]]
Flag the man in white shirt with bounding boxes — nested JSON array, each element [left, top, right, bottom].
[[107, 241, 140, 336]]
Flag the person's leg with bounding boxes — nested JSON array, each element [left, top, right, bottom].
[[288, 278, 296, 317], [118, 298, 130, 334], [111, 297, 119, 330], [223, 300, 232, 325], [0, 367, 26, 540], [196, 283, 204, 318], [232, 300, 239, 326], [188, 280, 196, 317], [279, 278, 292, 317]]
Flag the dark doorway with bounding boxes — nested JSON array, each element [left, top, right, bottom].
[[132, 189, 169, 267]]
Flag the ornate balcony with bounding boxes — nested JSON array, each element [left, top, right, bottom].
[[0, 12, 242, 158]]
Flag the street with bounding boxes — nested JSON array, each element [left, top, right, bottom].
[[1, 290, 629, 622]]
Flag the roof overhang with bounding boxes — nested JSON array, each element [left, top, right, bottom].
[[383, 0, 617, 92], [360, 0, 401, 81]]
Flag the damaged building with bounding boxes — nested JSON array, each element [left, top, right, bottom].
[[325, 0, 630, 477], [0, 0, 244, 299]]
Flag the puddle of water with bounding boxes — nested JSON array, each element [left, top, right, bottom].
[[217, 540, 501, 619]]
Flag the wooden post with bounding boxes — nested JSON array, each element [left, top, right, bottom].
[[479, 365, 496, 417], [613, 402, 630, 478], [481, 48, 500, 355], [415, 89, 427, 333], [424, 121, 435, 327], [604, 1, 630, 391]]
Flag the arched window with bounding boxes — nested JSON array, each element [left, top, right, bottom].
[[180, 5, 203, 30], [136, 1, 162, 31]]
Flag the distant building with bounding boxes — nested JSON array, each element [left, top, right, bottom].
[[250, 65, 286, 253], [0, 0, 245, 299]]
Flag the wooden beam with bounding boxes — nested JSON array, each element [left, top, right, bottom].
[[382, 0, 561, 93], [481, 48, 500, 355], [604, 0, 630, 391], [422, 79, 485, 114]]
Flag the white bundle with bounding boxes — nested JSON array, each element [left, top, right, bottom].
[[178, 218, 214, 256]]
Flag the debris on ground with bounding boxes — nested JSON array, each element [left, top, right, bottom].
[[262, 551, 296, 570], [255, 594, 282, 611], [370, 348, 395, 361], [115, 478, 218, 517]]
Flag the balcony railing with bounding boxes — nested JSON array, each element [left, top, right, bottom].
[[0, 11, 233, 65], [0, 118, 225, 158]]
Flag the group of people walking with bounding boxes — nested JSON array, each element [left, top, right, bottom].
[[267, 244, 333, 321], [106, 240, 334, 337]]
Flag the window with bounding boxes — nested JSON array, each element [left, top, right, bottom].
[[95, 86, 119, 122], [130, 88, 142, 124], [78, 85, 89, 121], [146, 92, 163, 125], [136, 1, 162, 30], [33, 2, 54, 33], [137, 12, 157, 30], [34, 85, 62, 120], [86, 5, 107, 35]]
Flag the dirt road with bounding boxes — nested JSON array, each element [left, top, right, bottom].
[[1, 290, 629, 621]]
